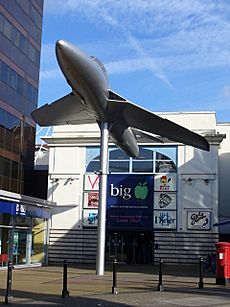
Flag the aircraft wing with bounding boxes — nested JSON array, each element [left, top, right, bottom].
[[31, 92, 95, 126], [107, 99, 210, 151], [131, 128, 163, 143]]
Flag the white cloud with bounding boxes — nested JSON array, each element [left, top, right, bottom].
[[42, 0, 230, 83], [40, 68, 60, 80]]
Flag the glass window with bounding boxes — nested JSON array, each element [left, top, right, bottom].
[[155, 147, 177, 164], [109, 148, 129, 160], [133, 147, 153, 160], [17, 75, 25, 96], [156, 161, 176, 173], [12, 161, 19, 178], [86, 147, 100, 168], [86, 161, 100, 173], [31, 6, 42, 28], [85, 146, 177, 174], [9, 69, 18, 90], [11, 26, 20, 46], [0, 126, 5, 148], [0, 108, 6, 127], [3, 18, 12, 40], [109, 161, 129, 173], [0, 12, 4, 32], [1, 61, 8, 83], [0, 156, 3, 175], [3, 158, 11, 177], [132, 161, 153, 173], [5, 130, 13, 151]]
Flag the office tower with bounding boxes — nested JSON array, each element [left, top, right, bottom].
[[0, 0, 43, 193]]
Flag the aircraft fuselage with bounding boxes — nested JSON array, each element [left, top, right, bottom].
[[56, 40, 139, 157]]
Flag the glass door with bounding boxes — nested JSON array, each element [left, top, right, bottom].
[[107, 233, 125, 263]]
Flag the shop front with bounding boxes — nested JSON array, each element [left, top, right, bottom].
[[0, 195, 53, 267]]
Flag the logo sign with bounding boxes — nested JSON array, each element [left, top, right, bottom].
[[84, 174, 99, 191], [84, 192, 99, 208], [154, 210, 176, 229], [82, 210, 98, 227], [187, 211, 211, 230], [16, 204, 27, 216], [154, 173, 177, 192], [107, 174, 154, 229], [154, 192, 176, 210]]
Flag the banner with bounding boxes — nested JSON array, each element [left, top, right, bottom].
[[107, 174, 154, 229]]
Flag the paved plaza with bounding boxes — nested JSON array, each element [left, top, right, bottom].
[[0, 263, 230, 306]]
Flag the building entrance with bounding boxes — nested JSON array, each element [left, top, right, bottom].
[[107, 232, 154, 264]]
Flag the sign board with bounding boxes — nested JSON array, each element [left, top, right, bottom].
[[154, 192, 176, 210], [107, 174, 154, 229], [83, 192, 99, 208], [154, 173, 177, 192], [187, 210, 211, 230], [153, 210, 176, 229], [84, 174, 100, 191], [82, 209, 98, 227]]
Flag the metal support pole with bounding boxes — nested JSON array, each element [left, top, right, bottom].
[[5, 261, 13, 304], [112, 258, 118, 294], [62, 260, 69, 298], [198, 257, 204, 289], [96, 121, 109, 276], [157, 258, 164, 292]]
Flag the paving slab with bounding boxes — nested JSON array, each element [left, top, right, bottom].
[[0, 264, 229, 306]]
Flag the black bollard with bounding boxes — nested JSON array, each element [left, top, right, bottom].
[[62, 260, 69, 298], [198, 257, 204, 289], [157, 258, 164, 292], [5, 261, 13, 304], [112, 258, 118, 294]]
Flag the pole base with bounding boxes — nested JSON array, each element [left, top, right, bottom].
[[5, 295, 13, 304], [62, 290, 69, 298], [112, 286, 118, 294], [157, 284, 164, 292]]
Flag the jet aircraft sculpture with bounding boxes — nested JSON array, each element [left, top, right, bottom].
[[32, 40, 209, 156], [32, 40, 209, 276]]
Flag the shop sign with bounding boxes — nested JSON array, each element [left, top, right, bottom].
[[154, 192, 176, 210], [187, 211, 211, 230], [84, 174, 99, 191], [83, 192, 99, 208], [82, 209, 98, 227], [107, 174, 154, 229], [153, 210, 176, 229], [0, 200, 16, 215], [154, 173, 177, 192]]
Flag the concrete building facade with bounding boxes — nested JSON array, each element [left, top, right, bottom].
[[42, 112, 228, 264]]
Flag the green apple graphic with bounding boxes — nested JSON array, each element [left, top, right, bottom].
[[134, 182, 148, 200]]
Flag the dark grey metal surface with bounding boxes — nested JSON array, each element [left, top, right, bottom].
[[32, 40, 210, 156]]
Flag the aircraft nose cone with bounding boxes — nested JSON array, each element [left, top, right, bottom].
[[56, 40, 70, 59]]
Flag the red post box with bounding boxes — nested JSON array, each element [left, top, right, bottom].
[[216, 242, 230, 285]]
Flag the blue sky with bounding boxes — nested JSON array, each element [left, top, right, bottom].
[[38, 0, 230, 139]]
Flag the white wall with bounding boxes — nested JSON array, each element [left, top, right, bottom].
[[217, 123, 230, 217], [46, 112, 223, 234]]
